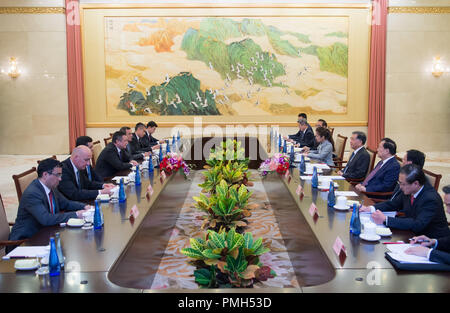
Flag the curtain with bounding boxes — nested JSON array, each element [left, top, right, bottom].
[[65, 0, 86, 152], [367, 0, 388, 150]]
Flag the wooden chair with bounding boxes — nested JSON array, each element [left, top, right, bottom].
[[91, 140, 102, 167], [328, 127, 335, 138], [332, 134, 347, 169], [423, 169, 442, 191], [12, 167, 37, 202], [36, 155, 57, 165], [0, 194, 26, 255], [346, 147, 377, 185], [104, 136, 112, 146]]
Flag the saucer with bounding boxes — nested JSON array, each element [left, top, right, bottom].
[[14, 259, 40, 271], [376, 227, 392, 236], [333, 204, 349, 211], [359, 233, 381, 241]]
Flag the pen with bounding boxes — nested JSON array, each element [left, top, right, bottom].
[[408, 238, 430, 243]]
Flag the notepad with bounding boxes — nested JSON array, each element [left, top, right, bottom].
[[2, 246, 49, 260], [360, 211, 396, 226], [386, 244, 438, 264]]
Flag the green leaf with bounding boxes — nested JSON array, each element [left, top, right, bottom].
[[244, 232, 253, 249], [202, 249, 222, 259], [181, 248, 204, 259], [190, 238, 204, 251], [194, 268, 213, 286]]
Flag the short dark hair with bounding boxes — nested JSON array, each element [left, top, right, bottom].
[[135, 122, 146, 131], [147, 121, 158, 128], [443, 185, 450, 195], [298, 113, 307, 120], [75, 136, 93, 147], [112, 130, 126, 143], [352, 131, 367, 145], [119, 126, 131, 134], [318, 119, 327, 127], [406, 150, 426, 169], [381, 137, 396, 155], [400, 164, 426, 185], [37, 158, 62, 178]]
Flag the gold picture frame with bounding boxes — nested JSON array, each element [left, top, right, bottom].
[[81, 3, 371, 127]]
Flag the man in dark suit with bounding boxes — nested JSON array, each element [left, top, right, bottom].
[[7, 158, 90, 252], [405, 185, 450, 264], [141, 121, 161, 149], [58, 146, 115, 201], [389, 149, 426, 200], [337, 131, 370, 180], [361, 165, 450, 239], [129, 123, 154, 157], [76, 135, 104, 182], [95, 131, 138, 179], [119, 126, 149, 161], [355, 137, 400, 195], [284, 118, 315, 148]]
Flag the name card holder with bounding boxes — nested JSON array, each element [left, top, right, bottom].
[[296, 185, 303, 195], [333, 236, 347, 265]]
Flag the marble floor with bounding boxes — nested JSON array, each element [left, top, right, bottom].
[[1, 152, 450, 224]]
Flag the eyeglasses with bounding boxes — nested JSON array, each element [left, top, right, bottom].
[[47, 171, 62, 178]]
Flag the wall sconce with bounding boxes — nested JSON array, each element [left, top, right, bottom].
[[1, 57, 21, 78], [431, 56, 444, 77]]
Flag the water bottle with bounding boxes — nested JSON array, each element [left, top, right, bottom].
[[278, 135, 282, 152], [172, 138, 176, 153], [49, 237, 60, 277], [327, 181, 335, 207], [177, 131, 180, 142], [148, 156, 154, 173], [135, 165, 141, 186], [119, 178, 126, 203], [94, 199, 102, 229], [351, 204, 361, 235], [349, 203, 357, 234], [166, 139, 171, 153], [283, 140, 287, 153], [289, 145, 295, 168], [55, 232, 64, 268], [299, 155, 306, 174], [311, 166, 318, 188], [158, 147, 163, 166]]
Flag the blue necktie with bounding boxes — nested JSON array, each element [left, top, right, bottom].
[[86, 165, 92, 181]]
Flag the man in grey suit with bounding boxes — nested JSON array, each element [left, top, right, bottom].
[[7, 158, 90, 252]]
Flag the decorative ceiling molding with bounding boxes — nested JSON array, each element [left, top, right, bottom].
[[388, 6, 450, 14], [0, 7, 65, 14]]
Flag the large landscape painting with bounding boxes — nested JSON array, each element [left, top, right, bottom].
[[104, 16, 348, 117]]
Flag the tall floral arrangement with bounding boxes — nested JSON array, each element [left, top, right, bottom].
[[258, 153, 289, 176], [160, 152, 190, 177]]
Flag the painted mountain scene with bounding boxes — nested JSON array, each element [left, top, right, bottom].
[[104, 17, 348, 116]]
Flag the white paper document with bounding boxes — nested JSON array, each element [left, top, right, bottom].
[[2, 246, 49, 260], [334, 191, 358, 197], [360, 211, 397, 225], [386, 244, 438, 264]]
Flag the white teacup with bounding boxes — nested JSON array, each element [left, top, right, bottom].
[[335, 196, 348, 208], [320, 178, 332, 188], [82, 211, 94, 223], [363, 222, 377, 236]]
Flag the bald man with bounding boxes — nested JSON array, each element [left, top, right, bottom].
[[58, 146, 115, 201]]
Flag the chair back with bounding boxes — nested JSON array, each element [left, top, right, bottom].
[[12, 167, 37, 202], [395, 155, 403, 167], [104, 136, 112, 147], [0, 194, 10, 242], [328, 127, 335, 138], [366, 148, 377, 176], [91, 140, 102, 167], [37, 155, 57, 165], [334, 134, 347, 162], [423, 169, 442, 191]]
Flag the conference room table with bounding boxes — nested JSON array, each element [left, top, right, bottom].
[[0, 137, 449, 293]]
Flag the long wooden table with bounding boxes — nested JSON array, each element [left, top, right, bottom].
[[0, 137, 449, 292]]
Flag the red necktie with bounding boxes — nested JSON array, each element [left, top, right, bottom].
[[362, 160, 383, 186], [410, 195, 414, 206], [49, 191, 54, 214]]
